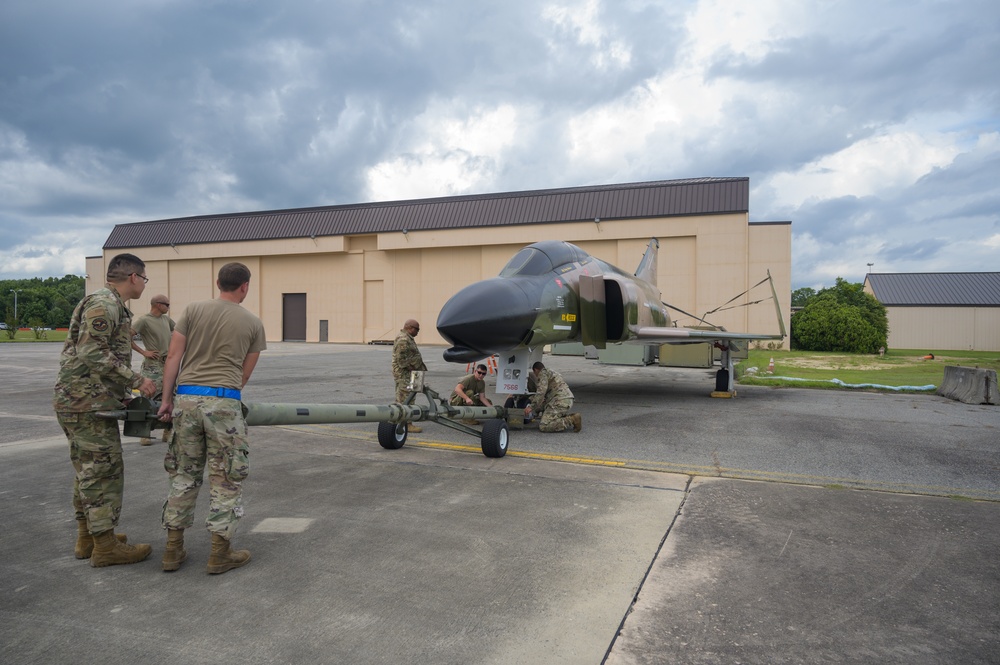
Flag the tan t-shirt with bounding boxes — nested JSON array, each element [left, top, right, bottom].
[[133, 312, 175, 356], [175, 299, 267, 389]]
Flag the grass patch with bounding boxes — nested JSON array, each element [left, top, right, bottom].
[[0, 329, 67, 343], [738, 348, 1000, 392]]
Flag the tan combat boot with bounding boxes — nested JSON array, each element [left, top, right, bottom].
[[206, 533, 251, 575], [140, 437, 152, 446], [90, 530, 152, 567], [162, 528, 187, 572], [408, 425, 422, 433], [571, 413, 582, 433], [74, 519, 126, 559]]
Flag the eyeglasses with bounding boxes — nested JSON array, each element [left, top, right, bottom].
[[131, 273, 149, 284], [154, 302, 170, 307], [475, 370, 486, 376]]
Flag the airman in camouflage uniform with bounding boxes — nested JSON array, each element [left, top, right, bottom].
[[450, 364, 493, 425], [53, 253, 157, 567], [131, 295, 175, 445], [504, 371, 537, 422], [157, 262, 266, 574], [526, 362, 582, 433], [450, 365, 493, 407], [391, 319, 427, 432]]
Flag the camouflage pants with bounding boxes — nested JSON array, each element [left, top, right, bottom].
[[161, 395, 250, 539], [140, 357, 165, 394], [394, 375, 413, 404], [140, 358, 171, 437], [538, 395, 574, 433], [57, 411, 124, 534]]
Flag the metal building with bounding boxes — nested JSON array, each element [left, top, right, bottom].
[[88, 177, 791, 347], [864, 273, 1000, 351]]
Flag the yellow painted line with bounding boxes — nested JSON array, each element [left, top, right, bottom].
[[505, 450, 627, 467], [276, 425, 1000, 500], [280, 424, 629, 466], [416, 441, 628, 467]]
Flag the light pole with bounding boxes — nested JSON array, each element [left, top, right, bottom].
[[9, 289, 21, 322], [866, 263, 874, 274]]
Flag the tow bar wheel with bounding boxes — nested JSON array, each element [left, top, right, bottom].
[[378, 421, 408, 449], [480, 419, 509, 458]]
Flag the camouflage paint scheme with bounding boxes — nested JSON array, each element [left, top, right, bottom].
[[436, 239, 785, 395], [437, 238, 784, 363]]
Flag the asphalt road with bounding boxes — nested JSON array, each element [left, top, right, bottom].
[[1, 341, 997, 664], [249, 342, 1000, 502]]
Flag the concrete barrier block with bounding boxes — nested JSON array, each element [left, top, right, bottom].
[[936, 366, 998, 405]]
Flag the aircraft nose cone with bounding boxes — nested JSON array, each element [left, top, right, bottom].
[[437, 278, 537, 357]]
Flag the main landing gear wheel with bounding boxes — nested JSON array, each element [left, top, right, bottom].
[[378, 422, 408, 449], [480, 419, 509, 458]]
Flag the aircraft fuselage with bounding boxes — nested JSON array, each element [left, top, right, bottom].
[[437, 240, 669, 363]]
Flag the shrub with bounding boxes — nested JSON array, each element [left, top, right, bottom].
[[791, 279, 888, 353]]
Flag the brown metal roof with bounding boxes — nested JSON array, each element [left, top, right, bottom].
[[866, 273, 1000, 306], [104, 177, 750, 249]]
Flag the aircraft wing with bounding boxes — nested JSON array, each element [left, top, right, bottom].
[[632, 326, 785, 345]]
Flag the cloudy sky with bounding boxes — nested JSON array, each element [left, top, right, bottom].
[[1, 0, 997, 289]]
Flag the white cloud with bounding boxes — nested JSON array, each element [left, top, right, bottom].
[[364, 103, 521, 201], [0, 226, 110, 278], [766, 130, 962, 209], [683, 0, 811, 65], [542, 0, 632, 70]]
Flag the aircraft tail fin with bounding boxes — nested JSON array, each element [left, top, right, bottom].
[[635, 238, 659, 284]]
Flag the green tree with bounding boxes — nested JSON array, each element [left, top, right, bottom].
[[0, 275, 84, 328], [22, 299, 48, 326], [790, 278, 888, 353], [791, 287, 816, 308]]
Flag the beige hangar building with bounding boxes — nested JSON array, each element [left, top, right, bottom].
[[864, 272, 1000, 352], [87, 177, 791, 351]]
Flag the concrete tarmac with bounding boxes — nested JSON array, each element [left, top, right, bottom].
[[1, 342, 997, 664]]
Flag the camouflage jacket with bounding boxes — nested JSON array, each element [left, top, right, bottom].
[[529, 368, 574, 412], [391, 329, 426, 379], [53, 285, 143, 412]]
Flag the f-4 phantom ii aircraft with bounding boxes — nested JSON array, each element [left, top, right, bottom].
[[436, 238, 786, 395]]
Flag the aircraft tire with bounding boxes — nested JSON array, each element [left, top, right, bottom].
[[480, 419, 509, 458], [378, 422, 408, 449]]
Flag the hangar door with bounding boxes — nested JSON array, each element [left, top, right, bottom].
[[282, 293, 306, 341]]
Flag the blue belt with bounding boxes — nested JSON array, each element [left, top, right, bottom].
[[176, 385, 242, 400]]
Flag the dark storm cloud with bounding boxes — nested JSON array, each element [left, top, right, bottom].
[[0, 0, 997, 281]]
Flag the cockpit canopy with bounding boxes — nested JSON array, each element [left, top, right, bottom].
[[498, 241, 589, 277]]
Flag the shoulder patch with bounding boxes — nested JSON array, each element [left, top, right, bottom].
[[91, 318, 110, 333]]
